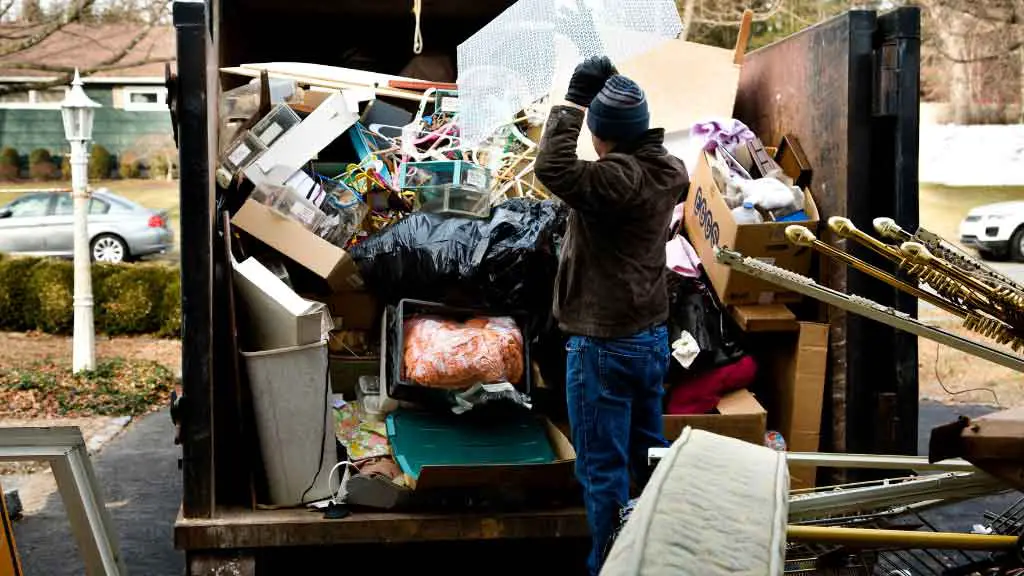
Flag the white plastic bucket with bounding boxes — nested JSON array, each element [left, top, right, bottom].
[[241, 340, 337, 506]]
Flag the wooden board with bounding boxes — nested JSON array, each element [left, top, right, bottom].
[[175, 506, 589, 550]]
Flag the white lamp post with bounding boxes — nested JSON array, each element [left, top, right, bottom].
[[61, 69, 101, 373]]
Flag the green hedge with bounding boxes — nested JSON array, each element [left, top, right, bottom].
[[0, 256, 180, 337]]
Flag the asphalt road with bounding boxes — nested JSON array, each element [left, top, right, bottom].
[[12, 409, 183, 576], [5, 403, 1020, 575]]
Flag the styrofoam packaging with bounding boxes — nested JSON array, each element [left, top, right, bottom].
[[241, 340, 337, 506]]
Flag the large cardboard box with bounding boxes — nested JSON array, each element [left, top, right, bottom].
[[758, 322, 829, 489], [315, 290, 379, 331], [663, 389, 766, 446], [233, 199, 363, 292], [683, 150, 820, 305]]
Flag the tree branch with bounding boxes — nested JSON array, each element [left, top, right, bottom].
[[937, 40, 1024, 63], [0, 0, 96, 59]]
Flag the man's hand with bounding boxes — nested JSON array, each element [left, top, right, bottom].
[[565, 56, 618, 108]]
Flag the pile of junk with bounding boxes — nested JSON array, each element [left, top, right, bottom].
[[198, 1, 1024, 574]]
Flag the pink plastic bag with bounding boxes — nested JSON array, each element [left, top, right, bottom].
[[402, 316, 525, 389]]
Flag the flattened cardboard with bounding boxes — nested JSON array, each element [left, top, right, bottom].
[[663, 389, 766, 446], [759, 322, 829, 489], [683, 150, 819, 305], [412, 418, 577, 491], [232, 199, 363, 292], [548, 38, 741, 168], [730, 304, 798, 333]]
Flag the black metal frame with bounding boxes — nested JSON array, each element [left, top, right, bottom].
[[174, 0, 215, 519], [736, 8, 921, 465]]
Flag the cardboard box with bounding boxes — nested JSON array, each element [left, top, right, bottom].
[[663, 389, 766, 446], [729, 304, 798, 333], [758, 322, 829, 489], [314, 290, 379, 331], [232, 199, 363, 292], [683, 150, 819, 305], [231, 255, 331, 350], [409, 419, 577, 492]]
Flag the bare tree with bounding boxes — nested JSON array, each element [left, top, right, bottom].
[[917, 0, 1023, 123], [0, 0, 172, 95]]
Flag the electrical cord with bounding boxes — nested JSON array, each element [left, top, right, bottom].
[[933, 341, 1001, 407], [299, 345, 332, 504]]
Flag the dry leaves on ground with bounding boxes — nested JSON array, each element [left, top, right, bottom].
[[0, 331, 181, 419], [918, 320, 1024, 407]]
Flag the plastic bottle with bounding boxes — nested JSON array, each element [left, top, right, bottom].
[[732, 201, 764, 224]]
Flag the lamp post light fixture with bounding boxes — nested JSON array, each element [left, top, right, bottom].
[[61, 69, 101, 374]]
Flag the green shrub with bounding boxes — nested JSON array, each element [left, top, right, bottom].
[[28, 148, 58, 181], [118, 152, 142, 179], [158, 272, 181, 338], [0, 147, 20, 181], [149, 154, 170, 180], [25, 259, 74, 334], [89, 144, 112, 180], [0, 257, 41, 331], [0, 256, 179, 337], [96, 264, 169, 335]]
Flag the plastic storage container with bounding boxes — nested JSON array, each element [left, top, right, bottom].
[[241, 340, 337, 506], [251, 104, 302, 147], [398, 160, 492, 218], [732, 201, 764, 224], [221, 131, 267, 175], [384, 299, 532, 410]]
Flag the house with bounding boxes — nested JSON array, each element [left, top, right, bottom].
[[0, 23, 175, 166]]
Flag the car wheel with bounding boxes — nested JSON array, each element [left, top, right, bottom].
[[1011, 228, 1024, 262], [91, 234, 128, 263]]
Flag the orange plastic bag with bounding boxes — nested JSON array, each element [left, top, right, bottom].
[[402, 315, 524, 389]]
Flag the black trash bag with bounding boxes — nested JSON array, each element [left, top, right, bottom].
[[665, 273, 745, 379], [350, 198, 568, 322]]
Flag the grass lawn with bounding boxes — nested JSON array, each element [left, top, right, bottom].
[[0, 179, 180, 253]]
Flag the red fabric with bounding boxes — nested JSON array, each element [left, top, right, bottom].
[[665, 355, 758, 415]]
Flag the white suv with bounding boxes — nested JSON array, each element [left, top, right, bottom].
[[959, 201, 1024, 261]]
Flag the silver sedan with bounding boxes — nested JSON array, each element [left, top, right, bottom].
[[0, 189, 174, 263]]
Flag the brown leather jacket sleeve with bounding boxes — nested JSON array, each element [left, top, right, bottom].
[[534, 105, 643, 213]]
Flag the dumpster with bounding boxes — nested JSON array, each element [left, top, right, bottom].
[[170, 1, 920, 572]]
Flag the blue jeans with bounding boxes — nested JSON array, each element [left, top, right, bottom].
[[566, 325, 670, 576]]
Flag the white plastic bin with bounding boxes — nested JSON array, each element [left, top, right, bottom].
[[241, 340, 337, 506]]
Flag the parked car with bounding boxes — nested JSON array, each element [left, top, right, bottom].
[[0, 189, 174, 263], [959, 201, 1024, 262]]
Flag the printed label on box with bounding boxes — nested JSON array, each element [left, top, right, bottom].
[[692, 186, 720, 248], [258, 122, 284, 145], [465, 168, 486, 190], [440, 97, 459, 113], [227, 143, 251, 168], [289, 202, 317, 225]]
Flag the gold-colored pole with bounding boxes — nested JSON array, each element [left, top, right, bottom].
[[787, 525, 1019, 551], [785, 226, 965, 318]]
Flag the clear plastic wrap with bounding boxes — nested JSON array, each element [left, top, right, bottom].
[[401, 315, 525, 389]]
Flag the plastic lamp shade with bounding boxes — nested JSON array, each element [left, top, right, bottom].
[[60, 70, 101, 141]]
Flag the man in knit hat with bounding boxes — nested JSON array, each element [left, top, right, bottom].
[[535, 56, 690, 575]]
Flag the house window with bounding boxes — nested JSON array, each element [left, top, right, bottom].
[[0, 87, 69, 109], [122, 87, 167, 111]]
